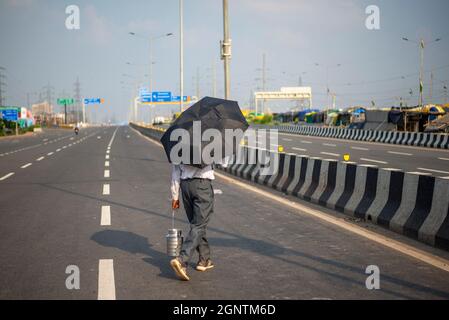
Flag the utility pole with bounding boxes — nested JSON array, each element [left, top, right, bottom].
[[429, 71, 433, 103], [0, 66, 6, 106], [196, 67, 200, 99], [419, 39, 424, 107], [262, 53, 266, 113], [180, 0, 184, 112], [74, 77, 81, 123], [221, 0, 231, 99], [212, 60, 217, 97]]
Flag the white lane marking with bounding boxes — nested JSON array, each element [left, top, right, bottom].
[[43, 139, 48, 142], [292, 147, 307, 152], [282, 138, 292, 142], [97, 136, 101, 139], [70, 137, 74, 140], [438, 157, 449, 161], [360, 158, 388, 164], [105, 161, 110, 167], [300, 140, 312, 144], [215, 171, 449, 273], [68, 144, 72, 147], [0, 172, 15, 181], [36, 156, 45, 161], [105, 155, 110, 160], [440, 176, 449, 179], [388, 151, 412, 156], [21, 163, 32, 169], [62, 146, 67, 149], [417, 167, 449, 175], [103, 184, 110, 195], [47, 152, 54, 156], [104, 170, 110, 178], [108, 127, 119, 147], [56, 148, 61, 152], [101, 206, 111, 226], [323, 143, 337, 147], [106, 150, 110, 154], [351, 146, 369, 151], [98, 259, 116, 300], [214, 189, 223, 195], [126, 135, 130, 138], [320, 152, 340, 157]]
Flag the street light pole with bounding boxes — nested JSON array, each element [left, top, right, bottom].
[[180, 0, 184, 112], [402, 36, 442, 107], [222, 0, 231, 99]]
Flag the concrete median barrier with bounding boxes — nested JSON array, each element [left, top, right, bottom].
[[265, 125, 449, 149], [130, 122, 449, 251]]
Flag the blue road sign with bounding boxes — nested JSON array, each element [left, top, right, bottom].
[[151, 91, 172, 102], [84, 98, 102, 105], [0, 109, 18, 121], [140, 94, 152, 103], [172, 96, 189, 102]]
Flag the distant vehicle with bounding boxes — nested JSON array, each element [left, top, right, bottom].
[[74, 126, 79, 135]]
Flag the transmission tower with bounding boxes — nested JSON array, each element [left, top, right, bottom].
[[0, 66, 7, 106]]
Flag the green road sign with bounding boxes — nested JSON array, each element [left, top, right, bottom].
[[57, 98, 74, 105]]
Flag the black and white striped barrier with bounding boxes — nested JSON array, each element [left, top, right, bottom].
[[131, 123, 449, 251], [220, 147, 449, 251], [267, 125, 449, 149]]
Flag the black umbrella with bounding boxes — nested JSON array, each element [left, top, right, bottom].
[[160, 96, 249, 168]]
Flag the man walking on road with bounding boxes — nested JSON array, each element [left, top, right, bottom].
[[170, 163, 216, 281]]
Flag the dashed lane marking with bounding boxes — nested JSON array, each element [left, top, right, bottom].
[[351, 146, 369, 151], [47, 152, 54, 156], [0, 172, 15, 181], [417, 167, 449, 175], [105, 155, 110, 160], [292, 147, 307, 152], [323, 143, 337, 147], [36, 156, 45, 161], [98, 259, 116, 300], [103, 184, 110, 195], [101, 206, 111, 226], [21, 163, 32, 169], [438, 157, 449, 161], [300, 140, 312, 144], [105, 161, 110, 167], [320, 152, 340, 157], [104, 170, 110, 178], [388, 151, 413, 156], [360, 158, 388, 165]]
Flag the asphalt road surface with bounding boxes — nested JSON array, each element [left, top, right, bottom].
[[257, 130, 449, 177], [1, 126, 449, 299]]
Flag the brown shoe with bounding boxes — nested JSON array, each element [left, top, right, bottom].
[[170, 258, 190, 281], [196, 259, 214, 272]]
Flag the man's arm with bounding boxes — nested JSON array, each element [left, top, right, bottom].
[[171, 164, 181, 209]]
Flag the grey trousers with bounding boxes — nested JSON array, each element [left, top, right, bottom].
[[179, 178, 214, 264]]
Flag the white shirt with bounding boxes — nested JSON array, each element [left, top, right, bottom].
[[170, 157, 231, 201]]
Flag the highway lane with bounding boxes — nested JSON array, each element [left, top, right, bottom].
[[0, 127, 104, 180], [1, 125, 449, 299], [0, 128, 75, 156], [0, 126, 117, 299], [259, 131, 449, 177]]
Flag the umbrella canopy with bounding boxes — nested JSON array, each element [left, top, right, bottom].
[[160, 96, 249, 168]]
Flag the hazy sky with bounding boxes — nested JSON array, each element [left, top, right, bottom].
[[1, 0, 448, 122]]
